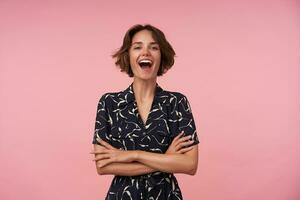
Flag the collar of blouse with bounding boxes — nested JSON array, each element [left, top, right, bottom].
[[120, 82, 167, 107]]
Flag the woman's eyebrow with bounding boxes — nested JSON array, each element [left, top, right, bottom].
[[131, 41, 159, 45]]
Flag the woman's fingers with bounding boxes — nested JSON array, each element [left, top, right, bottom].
[[178, 146, 193, 154], [177, 135, 192, 143], [90, 149, 109, 154], [173, 131, 184, 142], [93, 154, 111, 161], [170, 131, 183, 147], [96, 138, 115, 150], [93, 144, 106, 151], [174, 135, 192, 147], [97, 158, 113, 168], [176, 140, 194, 150]]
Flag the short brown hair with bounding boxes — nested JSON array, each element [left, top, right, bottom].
[[111, 24, 176, 77]]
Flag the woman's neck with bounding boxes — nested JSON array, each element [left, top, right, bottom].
[[132, 78, 157, 103]]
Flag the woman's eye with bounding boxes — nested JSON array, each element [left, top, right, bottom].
[[132, 46, 159, 50]]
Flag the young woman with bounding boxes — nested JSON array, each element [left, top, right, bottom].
[[91, 24, 200, 200]]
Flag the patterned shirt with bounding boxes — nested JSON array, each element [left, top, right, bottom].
[[93, 82, 199, 200]]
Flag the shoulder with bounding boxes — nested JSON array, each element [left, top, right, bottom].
[[161, 89, 193, 113], [97, 90, 124, 105], [161, 89, 188, 103]]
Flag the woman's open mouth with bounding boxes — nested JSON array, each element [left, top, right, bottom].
[[138, 59, 153, 69]]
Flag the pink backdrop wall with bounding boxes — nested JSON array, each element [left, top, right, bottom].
[[1, 0, 299, 199]]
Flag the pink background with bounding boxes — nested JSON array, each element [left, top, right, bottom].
[[1, 0, 300, 199]]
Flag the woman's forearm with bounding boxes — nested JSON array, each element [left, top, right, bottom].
[[134, 150, 197, 175], [96, 161, 157, 176], [92, 139, 198, 176]]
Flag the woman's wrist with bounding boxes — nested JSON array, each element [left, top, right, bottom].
[[132, 150, 141, 161]]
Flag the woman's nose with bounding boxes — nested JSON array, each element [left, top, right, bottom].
[[141, 47, 150, 56]]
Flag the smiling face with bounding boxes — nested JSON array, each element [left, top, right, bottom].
[[129, 29, 161, 81]]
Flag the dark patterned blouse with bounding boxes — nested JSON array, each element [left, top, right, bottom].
[[93, 82, 199, 200]]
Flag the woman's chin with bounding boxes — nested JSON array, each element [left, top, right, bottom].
[[134, 74, 157, 81]]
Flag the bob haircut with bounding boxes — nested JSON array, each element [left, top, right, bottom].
[[112, 24, 176, 77]]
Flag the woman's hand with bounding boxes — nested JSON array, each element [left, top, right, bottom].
[[166, 131, 194, 154], [90, 138, 137, 168], [90, 131, 194, 168]]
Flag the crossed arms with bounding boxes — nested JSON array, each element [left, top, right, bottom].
[[90, 131, 198, 176]]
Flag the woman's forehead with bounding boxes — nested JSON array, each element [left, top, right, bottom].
[[131, 30, 157, 44]]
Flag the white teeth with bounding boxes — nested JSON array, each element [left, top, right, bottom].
[[138, 59, 152, 64]]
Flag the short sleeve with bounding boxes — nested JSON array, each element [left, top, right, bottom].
[[172, 94, 200, 146], [92, 93, 112, 145]]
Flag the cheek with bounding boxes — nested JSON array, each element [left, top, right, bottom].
[[155, 54, 161, 65], [128, 53, 137, 66], [156, 51, 161, 61], [129, 56, 134, 65]]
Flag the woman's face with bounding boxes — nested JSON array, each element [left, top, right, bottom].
[[129, 30, 161, 81]]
